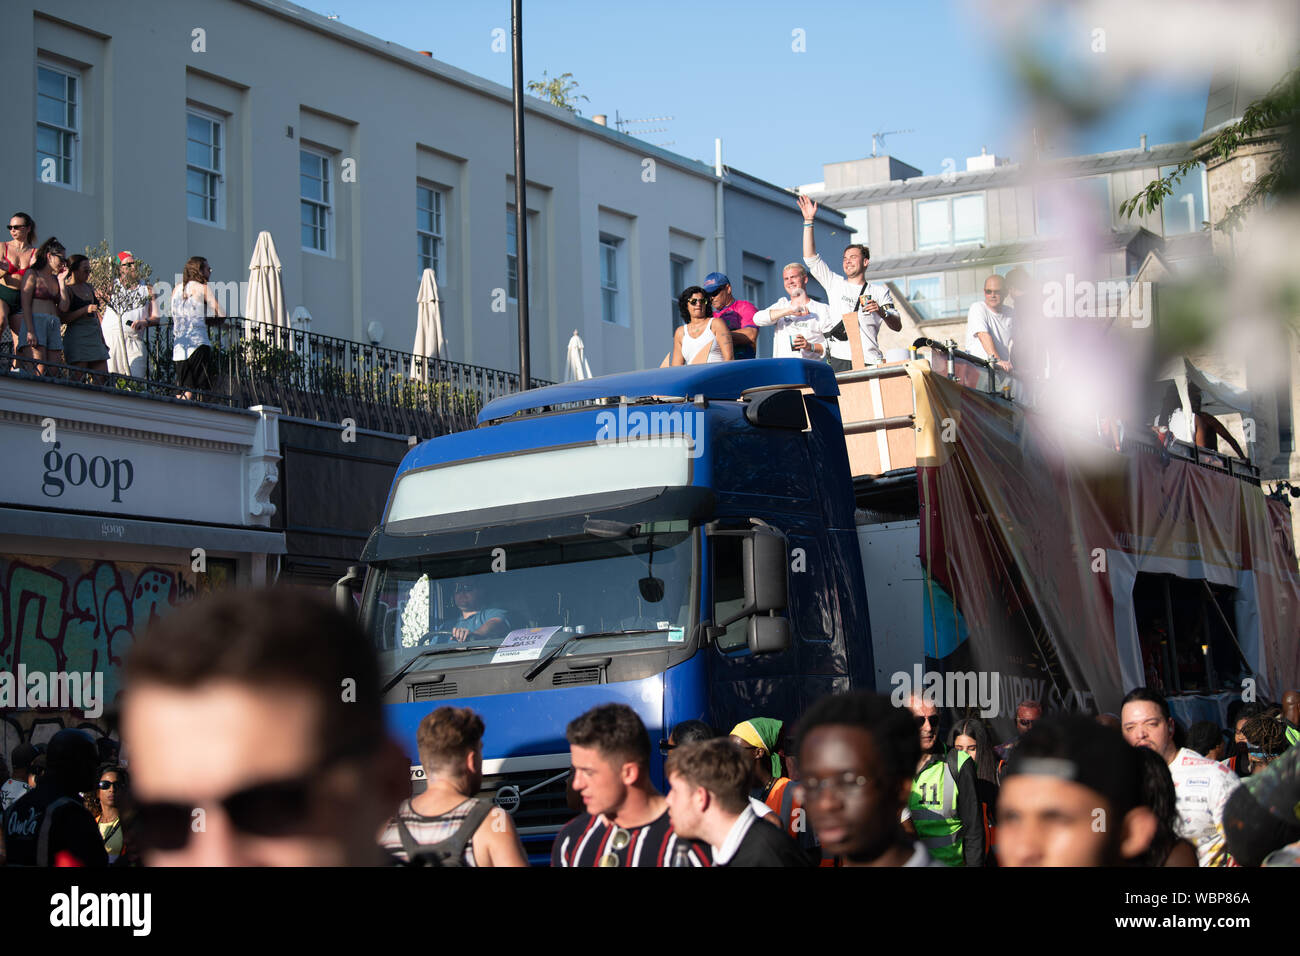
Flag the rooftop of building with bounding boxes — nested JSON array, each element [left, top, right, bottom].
[[802, 140, 1197, 207]]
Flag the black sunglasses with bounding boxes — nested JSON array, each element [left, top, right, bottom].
[[97, 780, 119, 791], [687, 297, 707, 305], [135, 773, 318, 851]]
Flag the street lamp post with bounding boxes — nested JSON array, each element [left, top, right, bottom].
[[512, 0, 530, 391]]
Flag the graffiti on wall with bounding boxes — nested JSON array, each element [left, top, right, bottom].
[[0, 554, 230, 749]]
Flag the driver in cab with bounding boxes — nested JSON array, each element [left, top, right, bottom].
[[450, 581, 510, 644]]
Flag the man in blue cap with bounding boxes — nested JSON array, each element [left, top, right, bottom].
[[702, 273, 758, 360]]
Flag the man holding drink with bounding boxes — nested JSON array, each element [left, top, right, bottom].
[[752, 262, 836, 360], [796, 194, 901, 371]]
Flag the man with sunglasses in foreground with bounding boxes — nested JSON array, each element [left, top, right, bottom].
[[121, 589, 409, 865], [907, 695, 985, 866], [553, 703, 709, 866]]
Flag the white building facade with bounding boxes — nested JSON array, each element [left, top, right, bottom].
[[2, 0, 844, 381]]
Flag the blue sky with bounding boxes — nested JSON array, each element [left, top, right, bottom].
[[300, 0, 1211, 187]]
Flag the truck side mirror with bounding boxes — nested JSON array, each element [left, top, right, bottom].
[[748, 615, 790, 655], [743, 530, 787, 612], [333, 565, 364, 615]]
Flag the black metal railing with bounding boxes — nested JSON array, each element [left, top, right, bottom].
[[906, 337, 1260, 483], [1, 318, 552, 438]]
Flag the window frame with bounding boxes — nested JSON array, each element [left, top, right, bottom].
[[670, 255, 691, 330], [417, 183, 445, 277], [915, 192, 986, 250], [300, 146, 333, 256], [1158, 162, 1207, 237], [506, 205, 535, 304], [600, 235, 624, 326], [35, 60, 80, 190], [186, 106, 225, 227], [1035, 176, 1111, 237]]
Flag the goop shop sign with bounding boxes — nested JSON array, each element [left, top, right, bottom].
[[42, 442, 135, 503]]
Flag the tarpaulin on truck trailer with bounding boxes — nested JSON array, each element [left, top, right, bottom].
[[907, 363, 1300, 732]]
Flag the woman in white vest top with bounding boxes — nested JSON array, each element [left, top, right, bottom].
[[671, 285, 734, 365]]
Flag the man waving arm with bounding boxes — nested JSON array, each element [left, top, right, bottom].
[[797, 194, 835, 291]]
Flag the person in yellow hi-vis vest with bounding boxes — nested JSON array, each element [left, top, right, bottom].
[[1283, 691, 1300, 749], [907, 696, 985, 866]]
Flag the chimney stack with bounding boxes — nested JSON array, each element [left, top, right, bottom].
[[592, 114, 607, 126]]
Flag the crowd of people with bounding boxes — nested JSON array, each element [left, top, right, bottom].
[[1, 588, 1295, 868], [656, 196, 1251, 464], [663, 195, 905, 371], [660, 193, 1027, 377], [0, 210, 225, 397]]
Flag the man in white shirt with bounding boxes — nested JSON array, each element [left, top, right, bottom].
[[0, 744, 37, 811], [752, 263, 837, 360], [965, 274, 1014, 370], [664, 739, 809, 867], [796, 194, 901, 370], [1121, 688, 1241, 866]]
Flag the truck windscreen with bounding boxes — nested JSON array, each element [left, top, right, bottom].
[[366, 521, 694, 683]]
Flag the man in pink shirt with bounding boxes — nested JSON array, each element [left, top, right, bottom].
[[702, 272, 758, 359]]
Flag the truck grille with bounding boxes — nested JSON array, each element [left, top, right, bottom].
[[481, 765, 576, 837], [410, 680, 459, 700], [552, 667, 601, 686]]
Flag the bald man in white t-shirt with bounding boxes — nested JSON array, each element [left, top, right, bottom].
[[965, 274, 1014, 370]]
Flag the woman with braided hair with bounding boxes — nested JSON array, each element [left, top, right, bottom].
[[1241, 714, 1288, 776]]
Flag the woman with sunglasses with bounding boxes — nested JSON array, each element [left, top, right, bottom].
[[93, 764, 139, 866], [670, 286, 733, 365], [0, 212, 37, 368], [19, 237, 68, 376]]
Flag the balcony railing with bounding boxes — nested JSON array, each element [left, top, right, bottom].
[[900, 273, 1146, 324], [1, 318, 552, 438]]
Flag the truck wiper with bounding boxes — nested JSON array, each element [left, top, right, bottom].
[[523, 628, 667, 683], [382, 644, 481, 695]]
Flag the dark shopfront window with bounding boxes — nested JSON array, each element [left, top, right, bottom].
[[1132, 573, 1247, 696]]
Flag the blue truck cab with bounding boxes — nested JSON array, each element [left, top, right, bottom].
[[354, 360, 874, 861]]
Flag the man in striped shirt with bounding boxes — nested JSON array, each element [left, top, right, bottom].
[[552, 703, 709, 867]]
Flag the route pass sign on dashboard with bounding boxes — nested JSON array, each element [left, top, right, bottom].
[[491, 626, 564, 663]]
